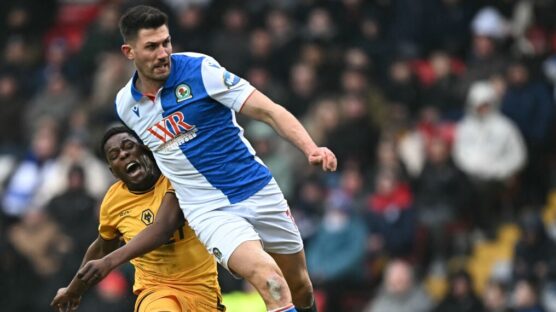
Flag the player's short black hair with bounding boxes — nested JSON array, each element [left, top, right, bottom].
[[100, 126, 141, 160], [119, 5, 168, 42]]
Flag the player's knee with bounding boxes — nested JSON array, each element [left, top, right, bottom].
[[291, 276, 314, 299], [243, 261, 283, 285]]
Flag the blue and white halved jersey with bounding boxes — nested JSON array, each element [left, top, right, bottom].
[[115, 53, 272, 219]]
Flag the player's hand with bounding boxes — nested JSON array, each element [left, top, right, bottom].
[[76, 258, 113, 285], [308, 147, 337, 172], [51, 287, 81, 311]]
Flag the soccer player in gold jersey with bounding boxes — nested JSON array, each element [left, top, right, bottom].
[[51, 126, 225, 312]]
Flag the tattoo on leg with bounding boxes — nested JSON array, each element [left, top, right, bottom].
[[267, 277, 283, 301]]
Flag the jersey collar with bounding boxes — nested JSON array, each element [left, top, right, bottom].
[[130, 72, 143, 102]]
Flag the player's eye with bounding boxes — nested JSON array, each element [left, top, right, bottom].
[[109, 151, 119, 160], [123, 141, 134, 150], [162, 39, 170, 47]]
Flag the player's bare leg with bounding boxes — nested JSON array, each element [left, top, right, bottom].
[[228, 240, 294, 310], [270, 250, 317, 312]]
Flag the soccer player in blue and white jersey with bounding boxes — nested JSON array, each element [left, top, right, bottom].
[[99, 6, 337, 312]]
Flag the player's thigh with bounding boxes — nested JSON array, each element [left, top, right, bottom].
[[189, 209, 260, 271], [247, 196, 304, 255], [136, 292, 183, 312], [227, 240, 283, 280]]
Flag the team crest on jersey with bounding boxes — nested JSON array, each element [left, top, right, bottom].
[[141, 209, 154, 225], [175, 83, 192, 102], [223, 71, 240, 89]]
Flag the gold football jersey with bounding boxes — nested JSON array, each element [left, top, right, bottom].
[[99, 175, 219, 301]]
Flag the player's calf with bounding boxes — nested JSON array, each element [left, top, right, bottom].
[[228, 240, 293, 310], [270, 251, 317, 311]]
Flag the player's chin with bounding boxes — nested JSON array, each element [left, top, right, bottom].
[[124, 169, 147, 185], [151, 67, 170, 80]]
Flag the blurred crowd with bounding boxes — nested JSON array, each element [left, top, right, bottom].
[[1, 0, 556, 311]]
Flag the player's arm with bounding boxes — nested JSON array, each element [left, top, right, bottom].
[[77, 192, 182, 284], [51, 236, 120, 311], [240, 90, 337, 172]]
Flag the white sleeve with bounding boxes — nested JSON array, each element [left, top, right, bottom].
[[489, 121, 527, 179], [200, 56, 255, 112]]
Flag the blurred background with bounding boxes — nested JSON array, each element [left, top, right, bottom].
[[1, 0, 556, 311]]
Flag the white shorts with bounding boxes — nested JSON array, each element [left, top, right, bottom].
[[187, 179, 303, 271]]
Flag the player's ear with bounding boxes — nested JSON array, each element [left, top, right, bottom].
[[121, 44, 134, 60]]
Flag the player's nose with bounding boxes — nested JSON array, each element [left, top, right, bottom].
[[118, 149, 130, 160], [156, 46, 169, 59]]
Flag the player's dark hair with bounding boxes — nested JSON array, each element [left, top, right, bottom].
[[119, 5, 168, 42], [100, 126, 141, 160]]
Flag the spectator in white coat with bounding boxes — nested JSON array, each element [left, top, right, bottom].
[[453, 81, 526, 232], [453, 81, 526, 181]]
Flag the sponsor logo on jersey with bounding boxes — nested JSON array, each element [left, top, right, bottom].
[[147, 111, 198, 148], [175, 83, 192, 102], [132, 105, 140, 117], [223, 71, 240, 89]]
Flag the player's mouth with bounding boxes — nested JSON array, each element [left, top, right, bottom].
[[125, 160, 144, 179], [153, 62, 169, 74]]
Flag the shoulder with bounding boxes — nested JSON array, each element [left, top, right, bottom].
[[172, 52, 213, 61], [114, 77, 136, 115], [100, 181, 126, 213], [493, 114, 518, 131], [155, 175, 174, 194], [115, 77, 134, 102], [171, 52, 222, 71]]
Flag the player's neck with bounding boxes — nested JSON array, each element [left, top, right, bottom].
[[136, 74, 164, 96], [128, 170, 161, 193]]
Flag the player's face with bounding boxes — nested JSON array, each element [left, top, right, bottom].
[[104, 133, 157, 191], [123, 25, 172, 83]]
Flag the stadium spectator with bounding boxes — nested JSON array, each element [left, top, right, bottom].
[[45, 164, 98, 264], [513, 211, 556, 282], [501, 60, 555, 206], [33, 133, 112, 210], [1, 120, 58, 220], [0, 71, 26, 154], [433, 270, 484, 312], [483, 280, 512, 312], [362, 260, 433, 312], [306, 189, 367, 311], [452, 81, 526, 231], [414, 136, 468, 260], [513, 278, 546, 312], [365, 168, 416, 259]]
